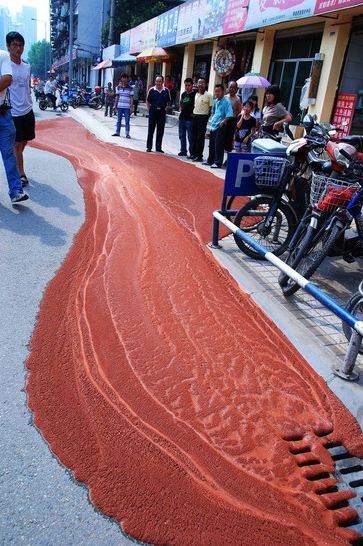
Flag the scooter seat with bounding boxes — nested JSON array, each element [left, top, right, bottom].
[[340, 135, 363, 152]]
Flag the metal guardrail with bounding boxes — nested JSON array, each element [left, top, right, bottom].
[[212, 209, 363, 381]]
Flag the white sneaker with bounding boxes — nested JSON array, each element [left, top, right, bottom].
[[11, 191, 29, 203]]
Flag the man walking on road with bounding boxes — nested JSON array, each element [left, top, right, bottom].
[[6, 31, 35, 187], [0, 47, 28, 203], [146, 75, 171, 153]]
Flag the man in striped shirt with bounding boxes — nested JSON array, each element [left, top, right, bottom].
[[112, 73, 133, 138]]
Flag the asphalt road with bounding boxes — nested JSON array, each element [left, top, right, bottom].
[[0, 136, 141, 544]]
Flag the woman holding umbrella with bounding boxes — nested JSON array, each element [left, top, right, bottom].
[[260, 84, 292, 136]]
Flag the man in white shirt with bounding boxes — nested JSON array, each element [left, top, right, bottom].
[[0, 45, 28, 203], [6, 31, 35, 187], [44, 75, 57, 110]]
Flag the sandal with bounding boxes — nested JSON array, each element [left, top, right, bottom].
[[20, 175, 29, 187]]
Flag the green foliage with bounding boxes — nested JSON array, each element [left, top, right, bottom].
[[27, 40, 52, 79], [102, 0, 169, 46]]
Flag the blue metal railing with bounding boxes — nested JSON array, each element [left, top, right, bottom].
[[212, 210, 363, 380]]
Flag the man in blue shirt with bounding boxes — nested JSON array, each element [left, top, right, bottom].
[[202, 84, 233, 168], [146, 75, 171, 153]]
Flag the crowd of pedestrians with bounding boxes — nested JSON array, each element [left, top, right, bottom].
[[103, 73, 279, 168]]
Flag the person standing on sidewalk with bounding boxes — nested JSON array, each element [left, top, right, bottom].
[[104, 82, 114, 117], [178, 77, 196, 157], [191, 77, 213, 162], [112, 73, 133, 138], [202, 83, 233, 168], [224, 81, 241, 164], [146, 75, 171, 153], [6, 31, 35, 187], [0, 47, 28, 203]]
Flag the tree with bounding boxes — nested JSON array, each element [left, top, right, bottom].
[[102, 0, 169, 47], [27, 40, 52, 79]]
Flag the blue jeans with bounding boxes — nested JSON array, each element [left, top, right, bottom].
[[116, 107, 130, 136], [0, 111, 22, 198], [178, 119, 194, 155]]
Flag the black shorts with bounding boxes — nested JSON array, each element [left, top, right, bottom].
[[13, 110, 35, 143]]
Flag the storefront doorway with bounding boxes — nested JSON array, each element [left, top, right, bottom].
[[269, 24, 323, 125], [338, 16, 363, 135]]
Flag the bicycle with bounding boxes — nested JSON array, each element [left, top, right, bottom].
[[231, 130, 327, 260], [342, 279, 363, 353], [278, 151, 363, 296]]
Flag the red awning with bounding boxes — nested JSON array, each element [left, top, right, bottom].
[[91, 59, 112, 70]]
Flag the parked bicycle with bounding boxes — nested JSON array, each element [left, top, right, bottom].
[[342, 278, 363, 353], [231, 118, 330, 259], [278, 150, 363, 296]]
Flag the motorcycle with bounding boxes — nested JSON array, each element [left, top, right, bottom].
[[71, 87, 103, 109], [38, 89, 69, 112]]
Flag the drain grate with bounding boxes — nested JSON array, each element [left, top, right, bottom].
[[288, 437, 363, 545], [326, 443, 363, 541]]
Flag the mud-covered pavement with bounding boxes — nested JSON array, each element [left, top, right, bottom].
[[16, 116, 363, 545]]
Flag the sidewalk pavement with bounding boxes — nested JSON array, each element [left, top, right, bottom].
[[67, 103, 363, 430]]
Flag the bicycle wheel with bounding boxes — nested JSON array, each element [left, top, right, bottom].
[[233, 195, 297, 260], [71, 96, 80, 108], [342, 291, 363, 354], [278, 221, 315, 288], [225, 195, 249, 221], [60, 102, 69, 112], [89, 97, 103, 109], [281, 221, 342, 296]]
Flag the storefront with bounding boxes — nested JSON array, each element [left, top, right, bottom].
[[268, 23, 324, 125], [338, 15, 363, 135]]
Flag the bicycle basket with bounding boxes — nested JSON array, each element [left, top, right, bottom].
[[310, 173, 358, 210], [253, 156, 287, 188]]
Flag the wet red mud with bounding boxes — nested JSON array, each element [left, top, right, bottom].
[[26, 118, 363, 545]]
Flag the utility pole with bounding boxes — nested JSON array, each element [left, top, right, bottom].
[[69, 0, 74, 85], [108, 0, 115, 46]]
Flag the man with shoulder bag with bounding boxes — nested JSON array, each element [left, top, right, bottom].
[[0, 47, 28, 203]]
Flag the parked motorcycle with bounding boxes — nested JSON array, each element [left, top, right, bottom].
[[71, 87, 103, 109]]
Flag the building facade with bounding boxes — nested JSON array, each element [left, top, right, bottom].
[[50, 0, 110, 86], [115, 0, 363, 134]]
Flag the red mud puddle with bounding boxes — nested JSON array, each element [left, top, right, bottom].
[[26, 118, 363, 546]]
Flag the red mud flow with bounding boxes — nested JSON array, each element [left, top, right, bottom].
[[27, 118, 363, 546]]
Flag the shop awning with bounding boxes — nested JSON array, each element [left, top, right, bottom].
[[111, 54, 137, 66], [91, 59, 112, 70]]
